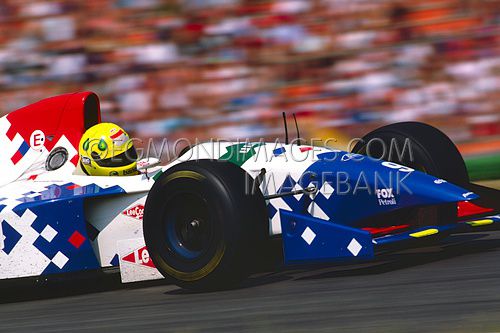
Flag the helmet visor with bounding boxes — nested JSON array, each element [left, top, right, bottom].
[[92, 146, 138, 168]]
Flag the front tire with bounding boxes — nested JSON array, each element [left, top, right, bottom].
[[352, 122, 469, 227], [143, 160, 267, 290]]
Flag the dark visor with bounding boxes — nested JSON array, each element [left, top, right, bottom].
[[91, 146, 138, 168]]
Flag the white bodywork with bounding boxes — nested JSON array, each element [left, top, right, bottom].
[[0, 120, 334, 282]]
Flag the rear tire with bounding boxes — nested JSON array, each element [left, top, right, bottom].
[[143, 160, 268, 290], [352, 122, 469, 227]]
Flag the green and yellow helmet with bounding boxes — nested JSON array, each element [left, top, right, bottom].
[[79, 123, 138, 176]]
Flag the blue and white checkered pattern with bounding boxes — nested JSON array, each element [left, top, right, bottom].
[[0, 182, 126, 279], [266, 163, 337, 234]]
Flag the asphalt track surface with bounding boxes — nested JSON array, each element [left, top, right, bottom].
[[1, 230, 500, 333]]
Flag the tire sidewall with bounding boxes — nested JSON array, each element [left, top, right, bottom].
[[143, 160, 266, 289], [352, 122, 468, 226]]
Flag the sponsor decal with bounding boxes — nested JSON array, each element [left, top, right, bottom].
[[434, 179, 447, 184], [123, 167, 137, 175], [30, 130, 45, 151], [121, 246, 155, 268], [219, 142, 265, 166], [381, 161, 414, 172], [239, 143, 253, 153], [81, 156, 91, 165], [376, 188, 397, 206], [341, 153, 362, 162], [123, 204, 144, 220], [462, 192, 475, 199], [137, 160, 149, 168]]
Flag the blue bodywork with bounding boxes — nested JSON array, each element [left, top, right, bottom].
[[271, 150, 493, 265], [280, 210, 374, 264], [273, 151, 477, 226], [281, 209, 500, 265], [0, 182, 126, 275]]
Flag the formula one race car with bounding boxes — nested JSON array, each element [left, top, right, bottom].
[[0, 92, 499, 290]]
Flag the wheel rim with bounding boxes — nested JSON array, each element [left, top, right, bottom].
[[164, 193, 213, 260]]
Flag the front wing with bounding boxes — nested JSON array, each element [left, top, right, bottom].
[[280, 210, 500, 265]]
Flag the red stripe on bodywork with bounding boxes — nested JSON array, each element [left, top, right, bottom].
[[11, 150, 23, 164], [362, 224, 410, 235], [6, 125, 16, 141], [457, 201, 493, 218]]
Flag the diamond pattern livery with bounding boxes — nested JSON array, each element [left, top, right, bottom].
[[301, 227, 316, 245], [40, 225, 58, 242], [51, 251, 69, 269], [320, 181, 335, 199], [347, 238, 362, 256], [307, 202, 329, 220], [68, 231, 86, 249]]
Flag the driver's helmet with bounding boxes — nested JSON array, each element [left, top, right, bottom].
[[79, 123, 137, 176]]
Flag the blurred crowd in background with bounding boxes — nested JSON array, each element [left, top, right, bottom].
[[0, 0, 499, 160]]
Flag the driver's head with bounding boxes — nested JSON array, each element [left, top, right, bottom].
[[79, 123, 137, 176]]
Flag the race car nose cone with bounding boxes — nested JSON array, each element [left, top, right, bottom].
[[397, 170, 479, 206]]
